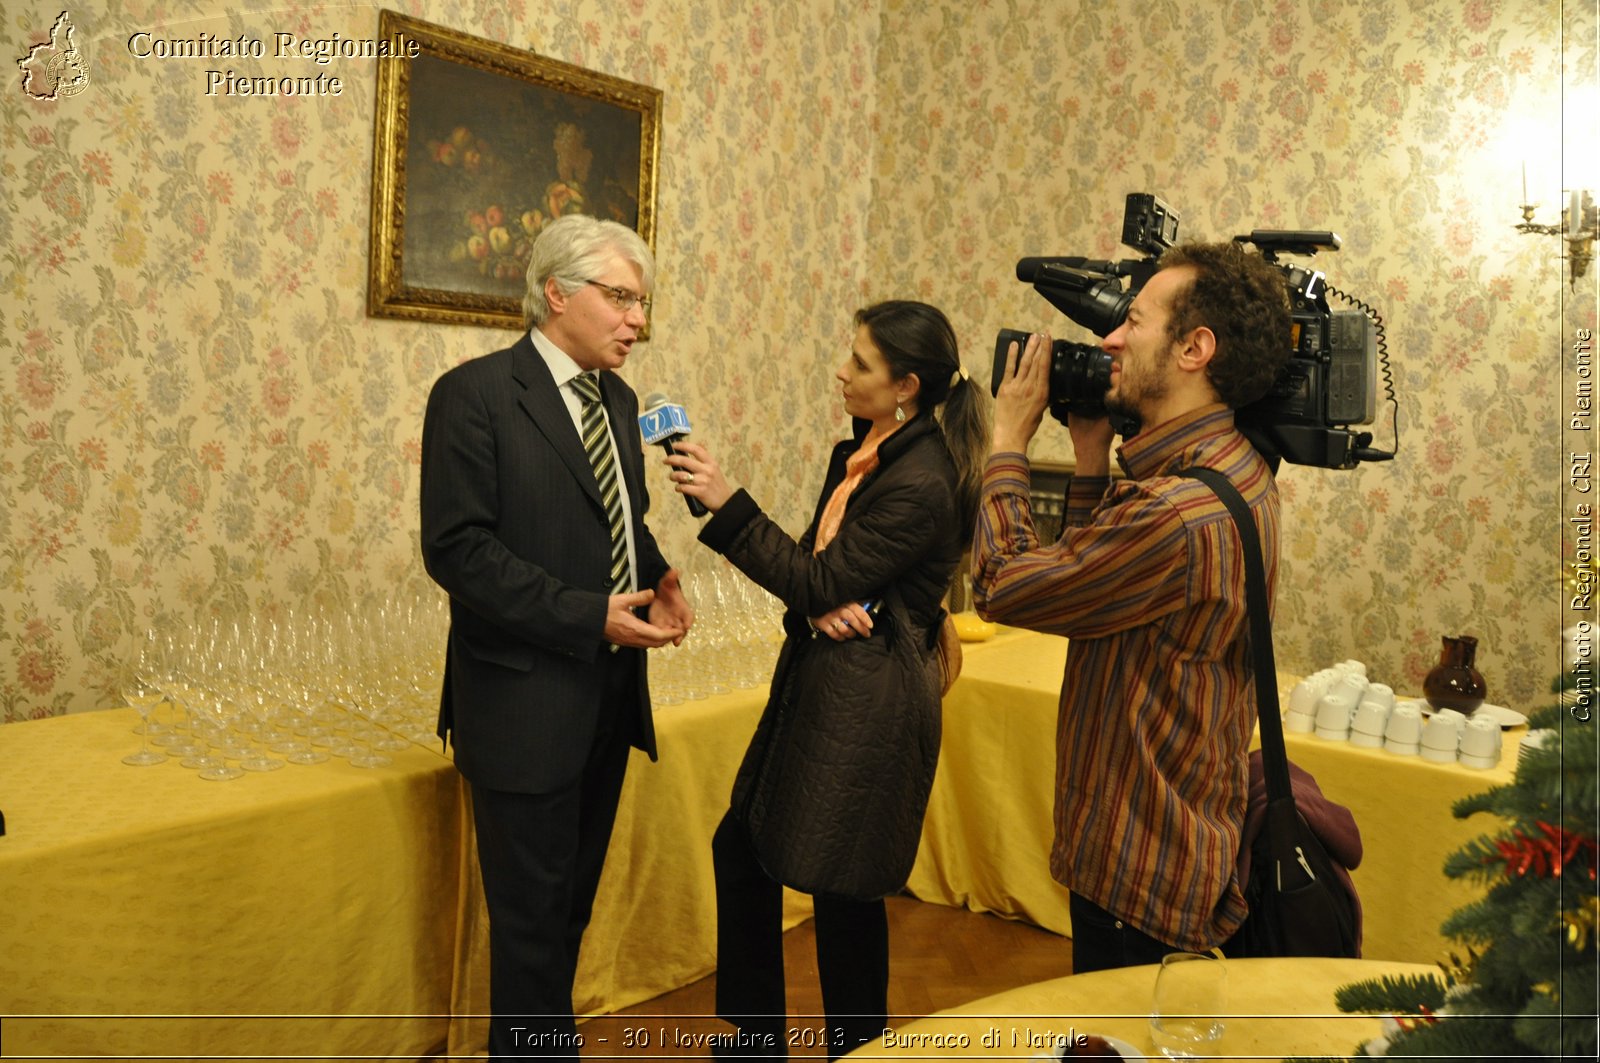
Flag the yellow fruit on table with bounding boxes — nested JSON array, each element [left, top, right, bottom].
[[951, 612, 997, 642]]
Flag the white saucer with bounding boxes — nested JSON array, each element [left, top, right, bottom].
[[1418, 702, 1528, 728]]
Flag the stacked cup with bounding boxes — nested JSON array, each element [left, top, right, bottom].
[[1383, 701, 1425, 755], [1458, 715, 1502, 770], [1420, 708, 1468, 763], [1287, 672, 1333, 733], [1314, 687, 1357, 740], [1349, 683, 1395, 748], [1314, 667, 1369, 741]]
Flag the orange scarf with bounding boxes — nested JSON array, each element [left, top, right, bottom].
[[813, 426, 899, 554]]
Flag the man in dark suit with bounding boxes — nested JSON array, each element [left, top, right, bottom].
[[421, 214, 693, 1059]]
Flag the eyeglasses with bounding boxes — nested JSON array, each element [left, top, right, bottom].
[[583, 280, 651, 313]]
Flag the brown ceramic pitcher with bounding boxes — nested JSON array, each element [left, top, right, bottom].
[[1423, 634, 1487, 714]]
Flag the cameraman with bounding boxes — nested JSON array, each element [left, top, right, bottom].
[[970, 240, 1290, 971]]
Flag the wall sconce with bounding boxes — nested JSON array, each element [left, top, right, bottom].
[[1517, 173, 1600, 285]]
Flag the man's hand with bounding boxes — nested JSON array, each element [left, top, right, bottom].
[[605, 589, 684, 648], [647, 568, 694, 647], [1067, 413, 1116, 478], [992, 331, 1052, 454]]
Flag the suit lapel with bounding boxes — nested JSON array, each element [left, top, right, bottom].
[[510, 336, 605, 512]]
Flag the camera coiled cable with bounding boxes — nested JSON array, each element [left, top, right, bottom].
[[1327, 283, 1398, 463]]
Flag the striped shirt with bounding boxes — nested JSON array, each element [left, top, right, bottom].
[[970, 404, 1278, 951]]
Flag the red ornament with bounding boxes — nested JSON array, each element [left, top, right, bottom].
[[1489, 823, 1599, 879]]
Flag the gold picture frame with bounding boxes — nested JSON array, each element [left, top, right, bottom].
[[368, 10, 661, 330]]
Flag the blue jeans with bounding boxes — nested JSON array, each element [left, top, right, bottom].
[[1068, 892, 1180, 973]]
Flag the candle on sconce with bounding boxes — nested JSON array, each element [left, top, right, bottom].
[[1572, 189, 1582, 234], [1522, 161, 1528, 205]]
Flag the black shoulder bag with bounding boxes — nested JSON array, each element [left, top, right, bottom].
[[1179, 466, 1361, 959]]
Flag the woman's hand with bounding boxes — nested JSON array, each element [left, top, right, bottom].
[[810, 601, 875, 641], [662, 440, 735, 513]]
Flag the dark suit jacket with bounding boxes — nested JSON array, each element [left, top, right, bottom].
[[420, 333, 670, 794]]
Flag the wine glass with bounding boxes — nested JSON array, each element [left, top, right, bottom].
[[148, 626, 203, 758], [193, 684, 246, 781], [120, 633, 168, 767], [234, 679, 286, 773], [184, 617, 244, 781], [301, 609, 356, 758], [333, 612, 391, 770], [692, 567, 732, 697], [262, 608, 328, 765], [224, 617, 285, 773], [1149, 951, 1227, 1058]]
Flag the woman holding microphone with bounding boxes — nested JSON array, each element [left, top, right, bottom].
[[664, 300, 989, 1059]]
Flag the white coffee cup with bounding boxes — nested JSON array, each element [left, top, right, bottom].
[[1333, 671, 1370, 701], [1288, 676, 1326, 717], [1384, 701, 1424, 755], [1350, 699, 1391, 748], [1421, 709, 1467, 763], [1458, 716, 1502, 769], [1315, 689, 1357, 741], [1286, 674, 1330, 733], [1362, 683, 1395, 711]]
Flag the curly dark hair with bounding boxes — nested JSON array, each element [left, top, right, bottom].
[[1157, 241, 1291, 408]]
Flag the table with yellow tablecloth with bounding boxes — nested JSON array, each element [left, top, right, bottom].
[[908, 628, 1519, 964], [1, 629, 1516, 1059], [848, 956, 1437, 1060], [0, 708, 462, 1061], [0, 681, 805, 1061]]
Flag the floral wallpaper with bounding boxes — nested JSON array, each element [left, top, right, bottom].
[[1, 0, 1592, 721]]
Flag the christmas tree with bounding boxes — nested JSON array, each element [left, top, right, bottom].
[[1325, 663, 1599, 1058]]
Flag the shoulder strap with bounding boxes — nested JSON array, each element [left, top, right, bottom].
[[1177, 466, 1292, 804]]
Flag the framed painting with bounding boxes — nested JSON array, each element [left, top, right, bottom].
[[368, 10, 661, 330]]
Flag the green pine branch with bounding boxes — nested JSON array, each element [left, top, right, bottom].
[[1333, 972, 1449, 1013]]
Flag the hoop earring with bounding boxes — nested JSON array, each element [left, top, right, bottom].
[[894, 404, 906, 423]]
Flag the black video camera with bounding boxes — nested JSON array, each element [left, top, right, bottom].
[[992, 193, 1394, 470]]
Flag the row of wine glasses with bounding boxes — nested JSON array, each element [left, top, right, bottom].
[[117, 560, 790, 774], [118, 587, 449, 779]]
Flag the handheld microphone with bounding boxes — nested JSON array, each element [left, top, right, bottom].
[[638, 393, 708, 517]]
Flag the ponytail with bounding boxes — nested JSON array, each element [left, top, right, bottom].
[[935, 372, 990, 530]]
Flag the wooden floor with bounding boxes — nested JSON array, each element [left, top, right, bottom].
[[577, 895, 1074, 1058]]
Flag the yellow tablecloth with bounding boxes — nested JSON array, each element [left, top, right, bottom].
[[907, 629, 1518, 964], [0, 708, 462, 1061], [0, 685, 808, 1061], [0, 630, 1513, 1060], [848, 957, 1437, 1060]]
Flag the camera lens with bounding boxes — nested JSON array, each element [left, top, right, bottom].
[[1052, 342, 1114, 419], [991, 330, 1114, 423]]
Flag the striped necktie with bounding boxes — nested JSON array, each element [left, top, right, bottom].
[[570, 372, 630, 594]]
